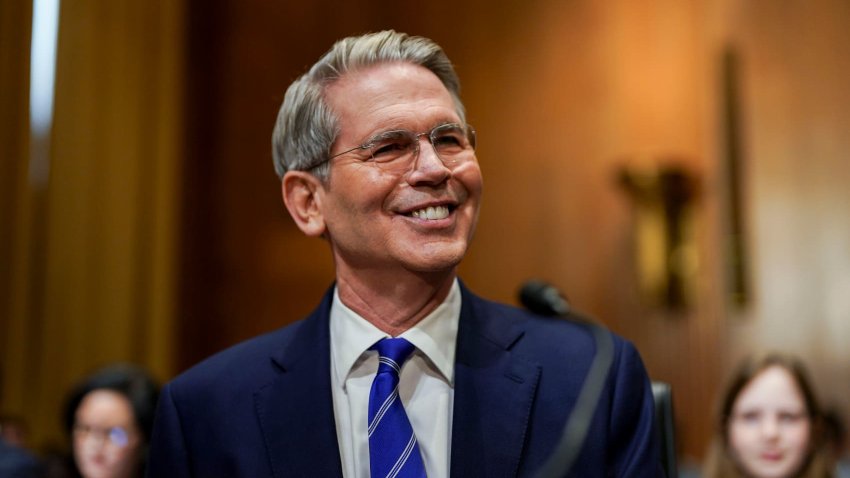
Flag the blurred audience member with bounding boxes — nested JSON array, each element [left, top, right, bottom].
[[0, 431, 42, 478], [62, 364, 159, 478], [1, 415, 32, 449], [703, 352, 833, 478]]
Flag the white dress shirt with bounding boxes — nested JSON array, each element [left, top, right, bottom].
[[330, 280, 460, 478]]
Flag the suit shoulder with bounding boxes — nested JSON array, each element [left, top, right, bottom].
[[466, 292, 634, 362], [167, 320, 304, 397]]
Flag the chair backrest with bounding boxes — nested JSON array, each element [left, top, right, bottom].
[[652, 381, 678, 478]]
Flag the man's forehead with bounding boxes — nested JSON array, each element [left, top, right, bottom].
[[325, 62, 459, 133], [328, 61, 441, 94]]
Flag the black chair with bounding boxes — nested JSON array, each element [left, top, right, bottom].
[[652, 381, 678, 478]]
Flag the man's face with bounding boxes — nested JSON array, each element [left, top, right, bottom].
[[318, 62, 483, 276]]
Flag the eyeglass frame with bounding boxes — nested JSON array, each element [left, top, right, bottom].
[[312, 122, 477, 172]]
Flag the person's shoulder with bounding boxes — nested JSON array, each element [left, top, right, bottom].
[[466, 290, 626, 344], [463, 288, 635, 364], [167, 320, 305, 397]]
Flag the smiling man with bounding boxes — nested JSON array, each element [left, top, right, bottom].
[[147, 31, 660, 477]]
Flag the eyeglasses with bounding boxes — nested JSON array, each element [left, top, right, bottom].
[[326, 122, 476, 173], [73, 423, 133, 448]]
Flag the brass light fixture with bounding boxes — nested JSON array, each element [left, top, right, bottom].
[[618, 163, 700, 311]]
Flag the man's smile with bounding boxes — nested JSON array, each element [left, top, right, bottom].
[[408, 205, 451, 220]]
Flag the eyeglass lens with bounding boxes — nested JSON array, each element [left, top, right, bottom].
[[366, 123, 474, 164]]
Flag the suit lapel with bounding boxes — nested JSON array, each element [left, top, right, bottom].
[[451, 286, 541, 478], [250, 284, 540, 477], [254, 288, 343, 478]]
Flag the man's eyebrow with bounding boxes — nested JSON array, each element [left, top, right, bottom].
[[355, 117, 463, 145], [428, 118, 461, 129]]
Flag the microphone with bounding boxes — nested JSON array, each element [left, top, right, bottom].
[[519, 279, 571, 316]]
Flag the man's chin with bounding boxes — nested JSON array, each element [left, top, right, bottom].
[[401, 248, 466, 275]]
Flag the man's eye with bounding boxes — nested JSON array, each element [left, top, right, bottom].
[[371, 141, 410, 159], [433, 134, 463, 148]]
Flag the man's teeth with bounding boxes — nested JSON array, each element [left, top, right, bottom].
[[410, 205, 450, 220]]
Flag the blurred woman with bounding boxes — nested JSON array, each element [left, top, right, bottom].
[[63, 364, 159, 478], [703, 352, 833, 478]]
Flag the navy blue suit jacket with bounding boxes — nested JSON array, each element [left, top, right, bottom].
[[148, 284, 660, 477]]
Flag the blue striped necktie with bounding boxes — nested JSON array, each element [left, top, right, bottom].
[[368, 337, 427, 478]]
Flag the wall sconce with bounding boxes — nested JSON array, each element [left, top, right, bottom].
[[617, 163, 700, 311]]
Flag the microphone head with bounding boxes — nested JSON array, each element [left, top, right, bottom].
[[518, 280, 571, 317]]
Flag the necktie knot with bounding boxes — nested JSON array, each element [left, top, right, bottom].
[[372, 338, 416, 375]]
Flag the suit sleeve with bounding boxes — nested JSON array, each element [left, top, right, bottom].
[[607, 340, 664, 478], [147, 383, 193, 478]]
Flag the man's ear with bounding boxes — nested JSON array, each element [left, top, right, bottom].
[[282, 171, 327, 237]]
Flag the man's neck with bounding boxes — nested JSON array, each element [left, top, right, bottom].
[[334, 267, 456, 337]]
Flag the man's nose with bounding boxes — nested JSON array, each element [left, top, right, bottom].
[[407, 137, 451, 183]]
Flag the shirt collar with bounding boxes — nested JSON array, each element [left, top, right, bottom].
[[330, 279, 460, 387]]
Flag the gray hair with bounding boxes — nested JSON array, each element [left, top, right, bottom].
[[271, 30, 466, 181]]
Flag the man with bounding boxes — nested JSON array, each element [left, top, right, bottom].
[[148, 30, 660, 477]]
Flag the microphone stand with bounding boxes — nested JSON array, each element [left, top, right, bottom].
[[519, 281, 616, 478], [535, 319, 614, 477]]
